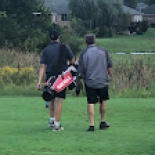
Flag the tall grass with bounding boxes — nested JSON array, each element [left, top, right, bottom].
[[1, 29, 155, 97], [1, 54, 155, 97], [111, 54, 155, 97], [0, 48, 39, 70]]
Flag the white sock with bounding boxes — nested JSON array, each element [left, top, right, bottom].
[[50, 117, 54, 123], [54, 121, 60, 127]]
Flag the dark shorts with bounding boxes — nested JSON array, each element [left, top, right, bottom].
[[54, 89, 66, 99], [85, 84, 109, 104]]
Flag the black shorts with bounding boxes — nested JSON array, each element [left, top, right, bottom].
[[54, 89, 66, 99], [85, 84, 109, 104]]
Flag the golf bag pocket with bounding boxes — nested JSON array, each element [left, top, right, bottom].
[[42, 76, 56, 101], [52, 72, 73, 92]]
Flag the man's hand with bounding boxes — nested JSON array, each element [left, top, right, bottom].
[[37, 64, 46, 90], [37, 82, 42, 90]]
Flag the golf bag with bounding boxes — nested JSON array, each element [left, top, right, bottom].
[[42, 65, 82, 101]]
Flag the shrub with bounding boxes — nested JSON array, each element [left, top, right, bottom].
[[0, 66, 37, 85], [0, 66, 18, 83], [140, 21, 149, 32], [151, 23, 155, 28], [128, 21, 149, 34], [60, 31, 83, 57]]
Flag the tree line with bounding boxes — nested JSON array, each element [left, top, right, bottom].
[[69, 0, 129, 37], [0, 0, 153, 53]]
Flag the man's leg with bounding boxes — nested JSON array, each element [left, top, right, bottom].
[[53, 97, 64, 130], [53, 89, 66, 130], [87, 104, 95, 126], [54, 97, 63, 123], [99, 100, 110, 129], [45, 101, 49, 108], [100, 101, 106, 122], [48, 100, 55, 126], [85, 85, 97, 131], [87, 103, 95, 131]]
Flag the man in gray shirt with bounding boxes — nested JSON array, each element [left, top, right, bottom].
[[79, 33, 112, 131]]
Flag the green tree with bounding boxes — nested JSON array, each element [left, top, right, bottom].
[[69, 0, 127, 37], [148, 0, 155, 5], [123, 0, 138, 8], [70, 18, 86, 36], [0, 17, 20, 48], [0, 0, 51, 52]]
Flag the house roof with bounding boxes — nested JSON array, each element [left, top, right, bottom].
[[141, 4, 155, 14], [123, 5, 144, 15], [43, 0, 71, 14]]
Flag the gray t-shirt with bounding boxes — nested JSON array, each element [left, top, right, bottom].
[[79, 44, 112, 88], [40, 42, 73, 76]]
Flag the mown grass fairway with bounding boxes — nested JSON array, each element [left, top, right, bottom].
[[96, 28, 155, 53], [0, 97, 155, 155]]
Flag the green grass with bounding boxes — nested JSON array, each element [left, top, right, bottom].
[[96, 28, 155, 53], [0, 97, 155, 155]]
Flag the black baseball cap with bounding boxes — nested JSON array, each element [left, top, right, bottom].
[[49, 30, 59, 40]]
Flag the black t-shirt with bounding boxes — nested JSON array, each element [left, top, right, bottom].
[[40, 42, 74, 76]]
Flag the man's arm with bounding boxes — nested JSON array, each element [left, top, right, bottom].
[[108, 67, 112, 76], [37, 64, 46, 90], [69, 58, 75, 65], [78, 53, 86, 80]]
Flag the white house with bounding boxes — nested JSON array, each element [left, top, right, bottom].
[[42, 0, 71, 27], [122, 5, 144, 22]]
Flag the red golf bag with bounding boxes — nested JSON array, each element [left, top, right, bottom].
[[42, 65, 80, 101]]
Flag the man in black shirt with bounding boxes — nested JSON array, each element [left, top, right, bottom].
[[37, 30, 75, 131]]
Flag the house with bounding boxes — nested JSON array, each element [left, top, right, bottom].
[[141, 5, 155, 25], [42, 0, 71, 27], [122, 5, 144, 22], [39, 1, 145, 27]]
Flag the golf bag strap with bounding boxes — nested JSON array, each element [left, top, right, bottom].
[[56, 43, 67, 75]]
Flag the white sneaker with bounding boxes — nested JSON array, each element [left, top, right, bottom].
[[53, 125, 64, 131], [48, 122, 54, 128]]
